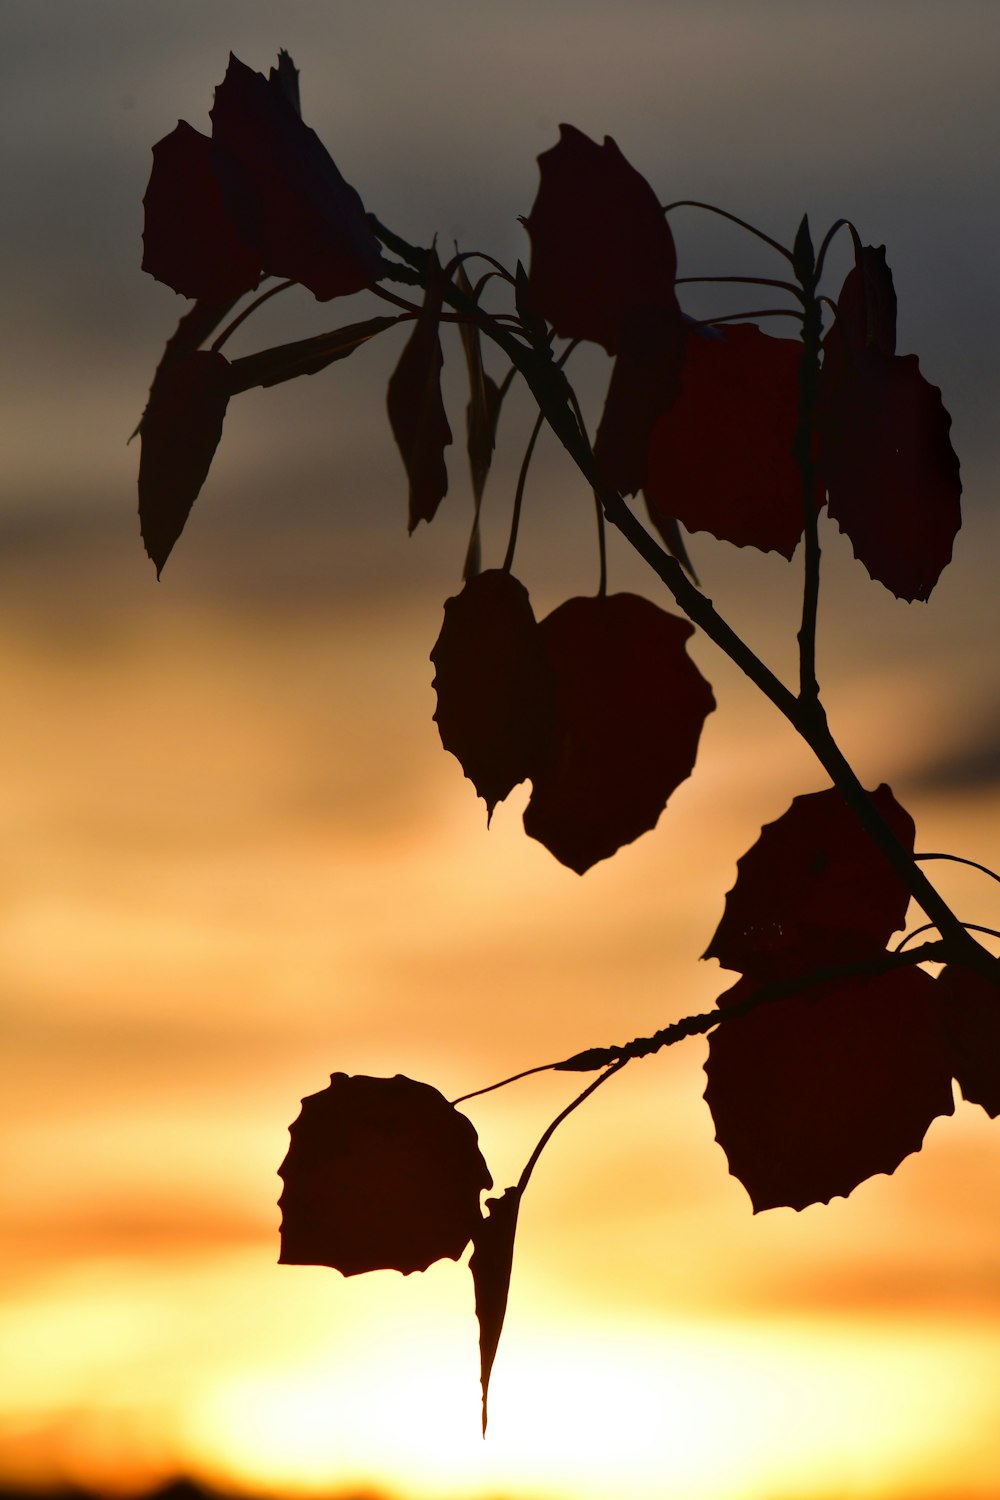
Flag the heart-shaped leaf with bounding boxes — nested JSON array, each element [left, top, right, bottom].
[[705, 968, 955, 1211], [523, 593, 715, 873], [705, 784, 915, 979], [522, 124, 681, 356], [278, 1073, 492, 1276], [645, 322, 815, 559], [938, 964, 1000, 1117], [431, 570, 555, 820]]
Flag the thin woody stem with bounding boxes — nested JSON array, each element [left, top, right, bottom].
[[516, 1061, 629, 1195]]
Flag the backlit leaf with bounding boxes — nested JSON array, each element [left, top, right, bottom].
[[431, 570, 554, 821], [705, 784, 915, 979], [593, 304, 686, 495], [470, 1187, 522, 1435], [142, 120, 262, 303], [645, 322, 814, 559], [277, 1073, 492, 1276], [522, 124, 681, 356], [227, 315, 401, 393], [210, 53, 383, 301], [705, 968, 955, 1211], [938, 964, 1000, 1117], [386, 251, 454, 530], [137, 348, 231, 576], [523, 593, 715, 873]]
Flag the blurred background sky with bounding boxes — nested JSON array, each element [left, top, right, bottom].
[[2, 3, 999, 1499]]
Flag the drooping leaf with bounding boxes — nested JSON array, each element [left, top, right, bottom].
[[470, 1186, 522, 1435], [227, 315, 401, 393], [523, 593, 715, 873], [430, 570, 555, 821], [137, 348, 231, 576], [209, 53, 383, 301], [705, 784, 915, 980], [704, 968, 955, 1211], [142, 120, 263, 303], [938, 964, 1000, 1117], [386, 250, 454, 529], [455, 262, 502, 509], [824, 244, 897, 372], [522, 124, 682, 356], [645, 322, 816, 559], [593, 303, 686, 495], [817, 346, 961, 602], [277, 1073, 492, 1276]]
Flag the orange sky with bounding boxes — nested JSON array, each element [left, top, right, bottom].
[[2, 4, 1000, 1499]]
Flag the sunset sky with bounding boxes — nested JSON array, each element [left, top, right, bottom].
[[2, 3, 1000, 1499]]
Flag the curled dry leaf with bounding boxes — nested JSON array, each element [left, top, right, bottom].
[[705, 969, 955, 1211], [938, 964, 1000, 1117], [523, 593, 715, 874], [645, 322, 815, 559], [278, 1073, 492, 1276], [431, 570, 554, 821], [137, 348, 231, 576], [705, 784, 916, 979], [523, 124, 681, 357], [210, 54, 383, 301], [386, 250, 454, 530], [470, 1186, 522, 1435]]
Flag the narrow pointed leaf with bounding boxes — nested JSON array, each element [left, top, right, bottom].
[[138, 348, 231, 576], [227, 315, 401, 394], [470, 1187, 521, 1435], [277, 1073, 492, 1276], [705, 784, 915, 979], [455, 263, 502, 507], [431, 570, 555, 820], [646, 322, 815, 558], [938, 964, 1000, 1117], [593, 304, 685, 495], [705, 968, 955, 1211], [523, 594, 715, 873], [387, 251, 454, 530]]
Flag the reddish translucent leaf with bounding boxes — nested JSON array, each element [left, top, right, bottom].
[[593, 304, 686, 495], [142, 120, 262, 302], [817, 347, 962, 602], [523, 594, 715, 873], [705, 968, 955, 1211], [825, 245, 897, 373], [938, 964, 1000, 1117], [431, 571, 554, 821], [137, 348, 231, 576], [278, 1073, 492, 1276], [645, 323, 815, 559], [522, 124, 681, 356], [209, 53, 383, 301], [470, 1186, 521, 1435], [386, 251, 454, 530], [705, 785, 915, 979]]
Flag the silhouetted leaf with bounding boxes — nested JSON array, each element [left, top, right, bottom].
[[470, 1186, 521, 1435], [938, 965, 1000, 1117], [825, 244, 897, 368], [522, 124, 682, 356], [523, 594, 715, 873], [387, 251, 454, 529], [210, 54, 383, 301], [593, 304, 685, 495], [705, 785, 915, 979], [646, 322, 815, 559], [142, 120, 263, 302], [431, 570, 554, 821], [705, 968, 955, 1211], [268, 49, 301, 115], [138, 349, 231, 576], [227, 315, 401, 393], [277, 1073, 492, 1276], [455, 263, 502, 509], [817, 347, 961, 602]]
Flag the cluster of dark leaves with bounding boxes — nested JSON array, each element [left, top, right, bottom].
[[140, 54, 990, 1433]]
